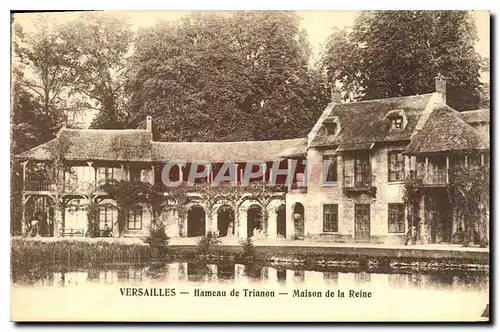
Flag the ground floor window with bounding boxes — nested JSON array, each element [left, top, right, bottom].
[[128, 206, 143, 230], [323, 204, 338, 232], [388, 204, 405, 233], [99, 206, 115, 230]]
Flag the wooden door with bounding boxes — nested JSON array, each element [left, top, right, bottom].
[[355, 204, 370, 242]]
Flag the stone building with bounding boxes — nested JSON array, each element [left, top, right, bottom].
[[16, 78, 489, 244]]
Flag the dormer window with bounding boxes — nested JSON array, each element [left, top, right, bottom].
[[325, 123, 338, 136], [391, 116, 403, 130], [385, 110, 407, 132], [323, 116, 340, 136]]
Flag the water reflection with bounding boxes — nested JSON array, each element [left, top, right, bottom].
[[12, 261, 489, 294]]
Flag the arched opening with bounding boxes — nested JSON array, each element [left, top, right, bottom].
[[276, 204, 286, 238], [217, 205, 235, 237], [292, 203, 305, 239], [247, 204, 263, 238], [187, 205, 206, 237], [25, 195, 54, 237]]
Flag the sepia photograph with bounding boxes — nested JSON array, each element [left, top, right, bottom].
[[9, 9, 490, 322]]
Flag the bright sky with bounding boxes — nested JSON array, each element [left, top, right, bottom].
[[13, 10, 490, 61]]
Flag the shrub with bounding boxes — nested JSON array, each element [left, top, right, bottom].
[[196, 231, 221, 254], [240, 237, 256, 259], [143, 222, 169, 259]]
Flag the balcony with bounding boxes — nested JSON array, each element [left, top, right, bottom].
[[343, 175, 377, 197], [415, 168, 447, 187], [25, 180, 54, 192]]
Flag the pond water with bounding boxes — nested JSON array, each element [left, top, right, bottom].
[[11, 261, 489, 322]]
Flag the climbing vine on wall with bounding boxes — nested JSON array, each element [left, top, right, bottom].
[[402, 170, 424, 244], [98, 179, 150, 236], [447, 164, 490, 247]]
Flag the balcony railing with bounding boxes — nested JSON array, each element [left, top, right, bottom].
[[343, 175, 376, 188], [417, 168, 447, 186], [25, 180, 54, 192]]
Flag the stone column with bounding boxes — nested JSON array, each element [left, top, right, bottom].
[[238, 208, 247, 240]]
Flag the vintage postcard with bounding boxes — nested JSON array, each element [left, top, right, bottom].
[[10, 10, 490, 322]]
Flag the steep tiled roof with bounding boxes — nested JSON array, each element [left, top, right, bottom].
[[277, 138, 308, 158], [310, 94, 434, 148], [405, 106, 489, 155], [17, 129, 153, 162], [17, 128, 302, 163], [459, 108, 490, 124], [153, 138, 303, 162]]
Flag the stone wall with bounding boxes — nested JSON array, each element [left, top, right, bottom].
[[286, 142, 410, 244]]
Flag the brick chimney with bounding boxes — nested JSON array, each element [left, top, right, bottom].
[[435, 73, 447, 104], [146, 115, 152, 131], [330, 86, 342, 104]]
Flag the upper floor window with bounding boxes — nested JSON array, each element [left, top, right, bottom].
[[128, 206, 143, 230], [323, 204, 338, 232], [323, 116, 340, 136], [388, 151, 405, 182], [354, 154, 371, 187], [385, 110, 407, 131], [325, 123, 338, 136], [98, 167, 115, 181], [322, 155, 338, 184], [391, 116, 403, 130]]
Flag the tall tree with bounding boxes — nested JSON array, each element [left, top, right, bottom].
[[10, 72, 57, 235], [13, 18, 72, 129], [321, 11, 485, 111], [58, 12, 134, 129], [127, 11, 329, 141]]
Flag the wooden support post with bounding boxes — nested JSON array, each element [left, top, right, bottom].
[[86, 161, 94, 187], [22, 160, 28, 192], [464, 155, 468, 167], [446, 156, 450, 184], [21, 194, 27, 235], [287, 159, 293, 191], [425, 157, 428, 183], [337, 155, 343, 188], [405, 155, 411, 178], [481, 153, 485, 166], [151, 165, 155, 184]]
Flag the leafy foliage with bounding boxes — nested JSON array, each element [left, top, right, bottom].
[[240, 237, 256, 259], [57, 12, 134, 129], [447, 164, 490, 247], [13, 20, 73, 126], [98, 180, 150, 236], [402, 171, 424, 244], [196, 231, 221, 254], [321, 11, 485, 111], [85, 201, 101, 238], [127, 11, 329, 141], [143, 221, 169, 259]]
